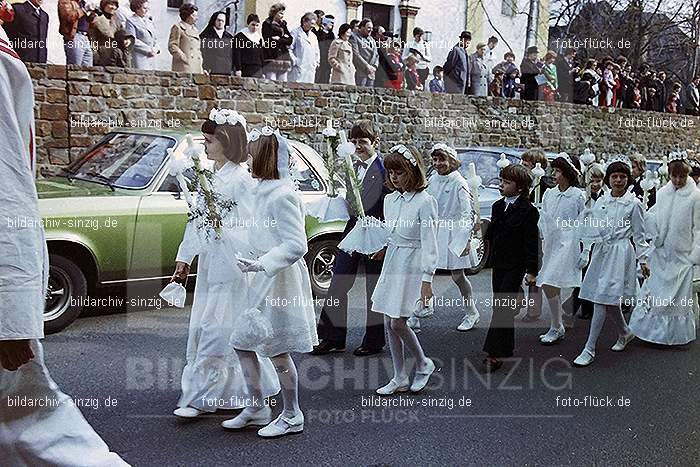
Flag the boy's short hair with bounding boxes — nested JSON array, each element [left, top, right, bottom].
[[587, 163, 605, 180], [384, 146, 427, 192], [520, 149, 548, 169], [500, 164, 532, 194], [628, 153, 646, 172], [349, 119, 379, 142], [504, 51, 515, 60], [248, 134, 280, 180], [433, 65, 443, 75]]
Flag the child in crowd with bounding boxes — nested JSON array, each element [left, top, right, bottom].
[[493, 51, 520, 98], [629, 155, 700, 345], [429, 65, 445, 93], [384, 40, 404, 91], [483, 164, 540, 372], [426, 143, 480, 331], [404, 55, 423, 91], [110, 29, 134, 68], [536, 154, 586, 344], [490, 70, 504, 97], [370, 144, 438, 394], [574, 156, 648, 367]]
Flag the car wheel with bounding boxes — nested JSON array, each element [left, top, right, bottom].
[[305, 238, 339, 297], [44, 254, 88, 334], [465, 221, 490, 276]]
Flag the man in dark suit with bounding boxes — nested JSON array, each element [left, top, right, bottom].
[[520, 46, 541, 101], [443, 30, 471, 94], [555, 48, 576, 103], [2, 0, 49, 63], [482, 164, 539, 372], [313, 120, 391, 356]]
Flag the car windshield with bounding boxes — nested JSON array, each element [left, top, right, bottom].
[[457, 151, 519, 187], [70, 133, 176, 189]]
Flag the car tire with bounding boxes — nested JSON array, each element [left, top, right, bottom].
[[44, 254, 88, 334], [465, 220, 490, 276], [305, 238, 339, 297]]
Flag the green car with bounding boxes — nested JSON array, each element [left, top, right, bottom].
[[38, 129, 345, 333]]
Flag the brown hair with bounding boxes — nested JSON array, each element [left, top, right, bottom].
[[669, 159, 691, 177], [628, 153, 646, 172], [384, 146, 427, 192], [268, 2, 285, 19], [500, 164, 532, 194], [130, 0, 147, 12], [520, 149, 548, 169], [179, 3, 197, 21], [100, 0, 118, 10], [248, 134, 280, 180], [201, 120, 248, 164], [349, 119, 379, 142], [430, 148, 461, 172], [544, 50, 557, 61]]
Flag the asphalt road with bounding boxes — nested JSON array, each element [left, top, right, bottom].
[[42, 270, 699, 466]]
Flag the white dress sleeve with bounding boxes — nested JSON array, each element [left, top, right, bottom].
[[447, 185, 474, 258], [175, 221, 202, 265], [630, 200, 649, 261], [258, 191, 308, 277], [689, 195, 700, 265], [420, 196, 439, 283]]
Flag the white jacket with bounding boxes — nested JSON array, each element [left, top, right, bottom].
[[289, 26, 320, 83], [0, 28, 48, 340]]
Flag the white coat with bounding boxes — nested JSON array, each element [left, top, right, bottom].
[[0, 28, 128, 466], [175, 162, 280, 410], [629, 180, 700, 344], [229, 179, 318, 357], [289, 26, 320, 83], [371, 191, 439, 318]]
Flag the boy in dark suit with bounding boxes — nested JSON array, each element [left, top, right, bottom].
[[313, 120, 391, 356], [483, 164, 540, 372]]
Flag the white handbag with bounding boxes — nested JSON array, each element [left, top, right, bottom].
[[413, 296, 435, 319]]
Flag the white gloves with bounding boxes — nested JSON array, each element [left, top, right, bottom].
[[577, 249, 590, 269], [237, 257, 265, 273]]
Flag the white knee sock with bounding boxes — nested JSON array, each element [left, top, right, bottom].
[[386, 317, 407, 381], [584, 303, 607, 353], [271, 354, 300, 418]]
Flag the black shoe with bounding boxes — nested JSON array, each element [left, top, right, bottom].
[[353, 346, 383, 356], [483, 357, 503, 373], [311, 340, 346, 355]]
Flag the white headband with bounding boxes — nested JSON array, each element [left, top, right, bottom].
[[390, 144, 418, 166], [208, 108, 247, 128], [606, 154, 633, 171], [668, 150, 688, 162], [431, 143, 458, 161]]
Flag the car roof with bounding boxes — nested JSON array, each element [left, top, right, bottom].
[[456, 146, 560, 159]]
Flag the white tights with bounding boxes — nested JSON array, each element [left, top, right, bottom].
[[385, 316, 429, 381], [451, 270, 476, 310], [583, 303, 631, 353], [543, 285, 563, 330], [236, 349, 299, 417]]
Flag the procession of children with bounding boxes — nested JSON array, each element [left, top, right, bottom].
[[167, 110, 699, 439]]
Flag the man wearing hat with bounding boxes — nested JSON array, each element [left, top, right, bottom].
[[520, 46, 542, 101], [443, 30, 471, 94]]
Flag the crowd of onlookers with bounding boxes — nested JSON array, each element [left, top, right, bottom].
[[1, 0, 698, 115]]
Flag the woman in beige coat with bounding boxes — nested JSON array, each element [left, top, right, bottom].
[[168, 3, 203, 73], [328, 23, 355, 85]]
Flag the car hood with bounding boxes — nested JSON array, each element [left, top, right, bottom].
[[36, 177, 131, 199]]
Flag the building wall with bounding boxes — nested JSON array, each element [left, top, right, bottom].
[[27, 63, 700, 175]]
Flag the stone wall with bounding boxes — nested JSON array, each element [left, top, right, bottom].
[[29, 64, 700, 175]]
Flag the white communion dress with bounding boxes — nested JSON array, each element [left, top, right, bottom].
[[371, 190, 439, 318], [536, 186, 587, 288], [629, 180, 700, 345], [426, 171, 477, 270], [175, 161, 280, 411]]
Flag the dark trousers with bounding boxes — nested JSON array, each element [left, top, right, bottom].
[[317, 248, 385, 349], [483, 267, 524, 358], [417, 68, 429, 87]]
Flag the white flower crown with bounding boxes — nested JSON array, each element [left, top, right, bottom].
[[390, 144, 418, 166], [668, 150, 688, 162], [247, 126, 277, 142], [208, 108, 247, 128], [431, 143, 458, 159], [606, 154, 633, 170]]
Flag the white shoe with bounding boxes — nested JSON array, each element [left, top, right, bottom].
[[457, 310, 480, 331], [257, 412, 304, 438], [539, 326, 565, 345], [173, 407, 203, 418], [376, 377, 410, 395], [611, 331, 635, 352], [410, 359, 436, 393], [222, 406, 272, 429], [407, 316, 421, 333], [573, 348, 595, 367]]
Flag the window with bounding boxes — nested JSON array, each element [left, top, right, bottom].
[[167, 0, 183, 10], [291, 150, 324, 192], [501, 0, 516, 17]]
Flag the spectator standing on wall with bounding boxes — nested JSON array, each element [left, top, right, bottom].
[[485, 35, 498, 84], [655, 70, 668, 112], [429, 65, 445, 93], [124, 0, 158, 70], [2, 0, 49, 63], [520, 46, 541, 101], [443, 30, 471, 94], [350, 18, 378, 87], [402, 27, 431, 87], [261, 2, 293, 81], [371, 25, 389, 88], [313, 14, 334, 83], [168, 3, 203, 73], [686, 76, 700, 116], [89, 0, 120, 66], [554, 48, 575, 103], [58, 0, 96, 66], [328, 23, 355, 85], [542, 50, 558, 102], [404, 54, 423, 90], [469, 42, 488, 96], [493, 51, 520, 98], [380, 38, 402, 90], [232, 14, 264, 78], [578, 59, 600, 105], [289, 12, 319, 83], [200, 12, 233, 75], [108, 27, 133, 67]]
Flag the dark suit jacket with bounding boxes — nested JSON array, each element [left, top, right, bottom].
[[485, 195, 540, 275], [443, 44, 470, 94], [344, 155, 390, 235], [554, 55, 573, 101], [3, 1, 49, 63], [520, 58, 541, 101]]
